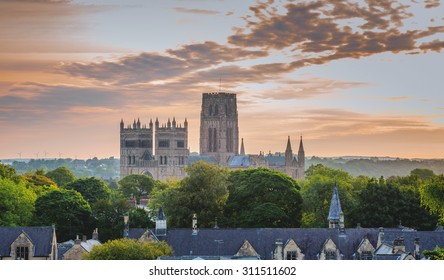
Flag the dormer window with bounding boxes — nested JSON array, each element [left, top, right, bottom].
[[286, 251, 297, 260], [16, 246, 29, 260], [325, 250, 336, 260]]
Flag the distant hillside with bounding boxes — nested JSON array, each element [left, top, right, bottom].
[[306, 156, 444, 178]]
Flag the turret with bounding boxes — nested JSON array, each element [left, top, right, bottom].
[[184, 118, 188, 130], [172, 117, 176, 128], [328, 185, 343, 229], [137, 118, 141, 129], [240, 138, 245, 155], [155, 207, 167, 237], [285, 136, 293, 166], [167, 118, 171, 128], [155, 117, 159, 128], [133, 119, 136, 129], [149, 118, 153, 129], [120, 119, 124, 130]]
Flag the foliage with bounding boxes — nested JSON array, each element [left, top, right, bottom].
[[410, 168, 436, 181], [420, 175, 444, 223], [0, 162, 19, 181], [65, 177, 111, 205], [45, 166, 76, 187], [153, 161, 229, 228], [129, 208, 153, 229], [34, 189, 91, 241], [91, 195, 130, 242], [22, 173, 57, 188], [83, 238, 173, 260], [423, 247, 444, 260], [0, 177, 36, 226], [225, 168, 302, 228], [300, 164, 358, 228], [118, 174, 161, 203]]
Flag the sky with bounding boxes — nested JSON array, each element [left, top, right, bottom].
[[0, 0, 443, 160]]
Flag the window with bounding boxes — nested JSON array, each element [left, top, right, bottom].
[[286, 251, 297, 260], [177, 140, 185, 148], [158, 140, 170, 148], [325, 250, 336, 260], [16, 247, 29, 260], [360, 251, 373, 260]]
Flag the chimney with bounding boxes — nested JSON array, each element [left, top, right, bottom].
[[92, 228, 99, 240], [273, 239, 283, 260], [377, 227, 384, 248], [414, 238, 420, 259], [74, 235, 81, 245], [82, 235, 87, 242], [393, 236, 405, 254], [192, 213, 198, 235]]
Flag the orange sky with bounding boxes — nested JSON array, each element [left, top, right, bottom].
[[1, 0, 444, 159]]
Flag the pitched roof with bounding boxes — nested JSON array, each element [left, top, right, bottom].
[[0, 226, 55, 257], [265, 156, 285, 166], [188, 156, 218, 165], [328, 185, 342, 221], [228, 156, 250, 167]]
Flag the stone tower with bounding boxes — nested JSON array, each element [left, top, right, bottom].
[[200, 92, 239, 164], [120, 118, 154, 178], [155, 117, 189, 168]]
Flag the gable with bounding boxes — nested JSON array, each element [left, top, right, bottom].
[[235, 240, 259, 258]]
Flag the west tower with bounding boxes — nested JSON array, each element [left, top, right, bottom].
[[200, 92, 239, 164]]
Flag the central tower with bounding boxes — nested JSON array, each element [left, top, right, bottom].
[[200, 92, 239, 164]]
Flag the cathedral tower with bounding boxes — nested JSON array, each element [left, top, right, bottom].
[[200, 92, 239, 164]]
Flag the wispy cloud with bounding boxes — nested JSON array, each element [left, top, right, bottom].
[[386, 96, 410, 101], [173, 7, 220, 15]]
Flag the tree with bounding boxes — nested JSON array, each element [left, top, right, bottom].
[[65, 177, 111, 205], [34, 189, 91, 241], [129, 208, 153, 229], [0, 162, 18, 181], [45, 166, 76, 187], [0, 177, 36, 226], [22, 173, 57, 188], [300, 164, 358, 228], [83, 239, 173, 260], [420, 175, 444, 223], [410, 168, 436, 181], [91, 196, 130, 242], [152, 161, 229, 228], [423, 247, 444, 260], [118, 174, 162, 203], [225, 168, 302, 228]]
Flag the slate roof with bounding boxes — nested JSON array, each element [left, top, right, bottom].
[[328, 185, 342, 221], [228, 156, 250, 167], [0, 226, 55, 257], [136, 227, 444, 260], [264, 156, 285, 166]]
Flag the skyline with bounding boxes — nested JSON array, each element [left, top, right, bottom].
[[1, 0, 444, 159]]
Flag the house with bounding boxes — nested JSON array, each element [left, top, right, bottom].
[[0, 226, 57, 260], [58, 228, 101, 260]]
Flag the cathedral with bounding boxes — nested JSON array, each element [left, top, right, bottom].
[[120, 92, 305, 181]]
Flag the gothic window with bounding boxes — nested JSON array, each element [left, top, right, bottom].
[[160, 156, 163, 165], [226, 128, 233, 152], [16, 246, 29, 260], [286, 251, 297, 260], [214, 105, 219, 116], [141, 140, 152, 148], [164, 156, 168, 165], [128, 156, 132, 165], [325, 250, 336, 260], [213, 128, 217, 152], [177, 140, 185, 148], [208, 127, 213, 152], [132, 156, 136, 165], [159, 140, 170, 148]]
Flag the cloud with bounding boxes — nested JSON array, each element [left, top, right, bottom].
[[425, 0, 440, 8], [386, 96, 410, 101], [228, 0, 444, 67], [173, 7, 220, 15]]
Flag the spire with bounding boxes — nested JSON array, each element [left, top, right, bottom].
[[155, 206, 167, 237], [167, 118, 171, 128], [172, 117, 176, 128], [120, 119, 124, 130], [133, 119, 136, 129], [240, 138, 245, 155], [137, 118, 141, 129], [184, 118, 188, 129], [149, 118, 153, 129], [298, 135, 304, 153], [285, 136, 293, 166], [157, 206, 166, 220], [155, 117, 159, 128], [328, 184, 343, 229]]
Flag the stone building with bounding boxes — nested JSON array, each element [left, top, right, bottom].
[[58, 228, 101, 260], [120, 117, 189, 181], [200, 92, 239, 164], [119, 92, 305, 181]]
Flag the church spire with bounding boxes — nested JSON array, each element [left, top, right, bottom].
[[298, 135, 305, 170], [328, 184, 344, 229], [240, 138, 245, 155], [285, 136, 293, 166]]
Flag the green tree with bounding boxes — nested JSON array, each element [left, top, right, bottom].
[[34, 189, 91, 241], [22, 173, 57, 188], [91, 196, 130, 242], [153, 161, 229, 228], [118, 174, 162, 203], [410, 168, 436, 181], [225, 168, 302, 228], [300, 164, 358, 228], [423, 247, 444, 260], [65, 177, 111, 205], [0, 162, 19, 181], [0, 177, 36, 226], [46, 166, 76, 187], [129, 208, 153, 229], [420, 175, 444, 223], [83, 239, 173, 260]]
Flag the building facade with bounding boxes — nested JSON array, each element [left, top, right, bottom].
[[119, 92, 305, 181]]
